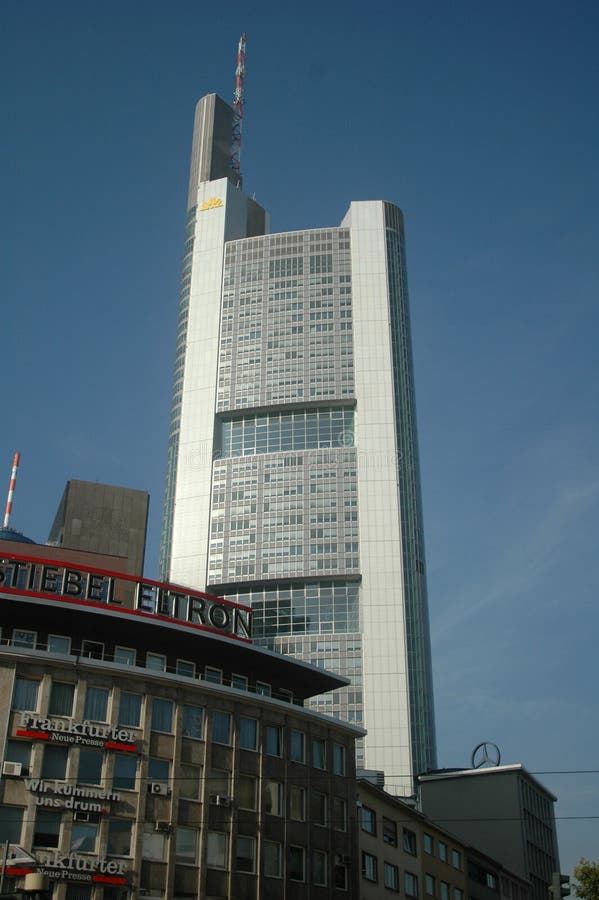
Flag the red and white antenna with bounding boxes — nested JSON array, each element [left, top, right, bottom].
[[231, 32, 246, 182], [3, 451, 21, 529]]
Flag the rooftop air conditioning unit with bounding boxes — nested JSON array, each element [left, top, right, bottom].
[[2, 761, 22, 777], [148, 782, 169, 796]]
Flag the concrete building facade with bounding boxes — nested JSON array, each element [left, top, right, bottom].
[[0, 547, 361, 899], [357, 778, 531, 900], [418, 766, 560, 900], [48, 480, 149, 578]]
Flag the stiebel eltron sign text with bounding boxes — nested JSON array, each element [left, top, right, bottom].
[[0, 553, 251, 639]]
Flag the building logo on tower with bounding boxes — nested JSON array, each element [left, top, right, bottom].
[[200, 197, 223, 210]]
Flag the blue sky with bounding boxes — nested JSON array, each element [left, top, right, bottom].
[[2, 0, 598, 876]]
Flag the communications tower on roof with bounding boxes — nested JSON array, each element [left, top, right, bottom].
[[231, 32, 246, 184]]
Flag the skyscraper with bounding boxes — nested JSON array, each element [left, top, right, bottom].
[[161, 93, 436, 793]]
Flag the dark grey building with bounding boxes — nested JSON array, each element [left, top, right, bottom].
[[418, 765, 559, 900], [48, 480, 149, 578]]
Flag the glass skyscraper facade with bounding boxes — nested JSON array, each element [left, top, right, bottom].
[[161, 93, 436, 793]]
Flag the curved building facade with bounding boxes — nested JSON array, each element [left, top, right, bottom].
[[0, 550, 361, 899]]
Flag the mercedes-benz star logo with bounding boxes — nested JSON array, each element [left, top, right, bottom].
[[471, 742, 501, 769]]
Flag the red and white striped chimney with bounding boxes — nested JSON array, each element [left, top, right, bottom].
[[3, 451, 21, 529]]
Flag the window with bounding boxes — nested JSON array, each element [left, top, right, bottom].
[[107, 819, 132, 856], [179, 763, 202, 800], [118, 692, 142, 727], [289, 846, 305, 881], [148, 757, 169, 786], [362, 852, 378, 882], [361, 805, 376, 834], [48, 682, 75, 716], [176, 659, 195, 677], [264, 780, 283, 816], [265, 725, 282, 756], [42, 746, 68, 780], [255, 681, 271, 696], [12, 678, 39, 711], [83, 686, 109, 722], [424, 833, 434, 854], [239, 717, 258, 750], [5, 741, 31, 770], [313, 849, 328, 886], [114, 646, 136, 666], [334, 860, 348, 890], [426, 874, 436, 895], [383, 816, 398, 846], [206, 765, 227, 796], [212, 710, 231, 744], [206, 832, 228, 869], [34, 810, 61, 847], [146, 652, 166, 671], [182, 704, 204, 739], [66, 888, 92, 900], [48, 634, 71, 654], [151, 698, 173, 732], [231, 673, 248, 691], [405, 871, 419, 897], [0, 806, 24, 843], [333, 742, 346, 775], [237, 775, 257, 810], [78, 749, 103, 785], [312, 738, 326, 768], [385, 862, 400, 892], [236, 835, 256, 873], [313, 791, 328, 826], [289, 785, 305, 821], [12, 628, 36, 648], [142, 821, 167, 861], [333, 796, 347, 831], [204, 666, 222, 684], [290, 730, 305, 762], [403, 827, 417, 855], [439, 841, 448, 862], [264, 840, 282, 878], [81, 640, 103, 660], [71, 822, 98, 852], [440, 882, 450, 900], [454, 889, 464, 900], [452, 849, 462, 870], [176, 827, 197, 863], [113, 753, 137, 790], [487, 873, 498, 890]]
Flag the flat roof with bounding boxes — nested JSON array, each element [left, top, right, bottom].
[[418, 765, 557, 801]]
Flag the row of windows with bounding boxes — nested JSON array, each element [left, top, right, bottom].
[[362, 853, 419, 895], [6, 634, 294, 702], [220, 407, 355, 457], [424, 831, 463, 868], [11, 679, 346, 771], [0, 807, 349, 888]]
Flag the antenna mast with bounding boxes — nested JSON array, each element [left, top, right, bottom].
[[3, 451, 21, 529], [231, 32, 246, 183]]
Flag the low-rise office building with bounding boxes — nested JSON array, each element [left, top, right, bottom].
[[357, 778, 531, 900], [0, 548, 362, 899], [418, 766, 559, 900]]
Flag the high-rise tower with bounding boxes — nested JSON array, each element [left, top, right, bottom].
[[161, 93, 436, 793]]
